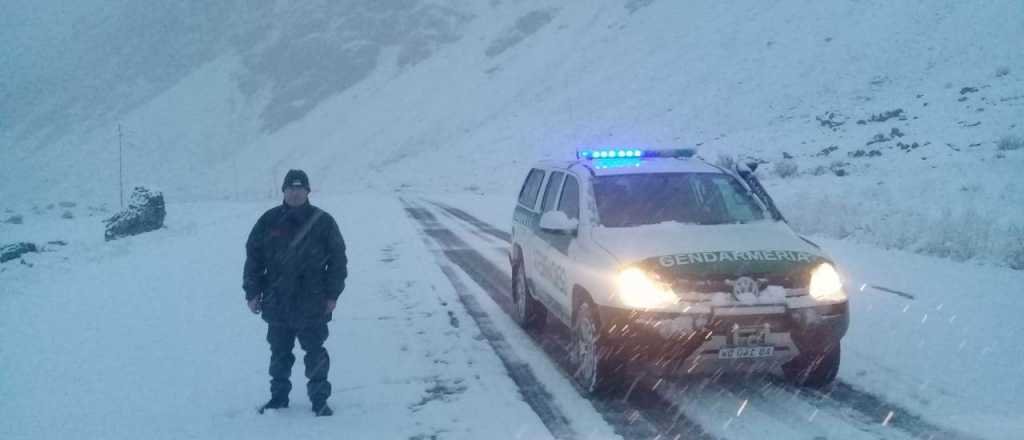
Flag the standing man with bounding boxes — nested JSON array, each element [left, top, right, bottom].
[[244, 169, 347, 416]]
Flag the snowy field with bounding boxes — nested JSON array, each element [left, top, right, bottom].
[[3, 192, 1022, 439], [0, 196, 571, 439]]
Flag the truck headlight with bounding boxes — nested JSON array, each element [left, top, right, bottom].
[[616, 267, 678, 309], [809, 263, 846, 302]]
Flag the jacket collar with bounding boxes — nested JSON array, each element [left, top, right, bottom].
[[281, 201, 314, 222]]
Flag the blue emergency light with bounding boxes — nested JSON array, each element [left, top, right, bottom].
[[577, 149, 644, 159], [576, 148, 696, 160]]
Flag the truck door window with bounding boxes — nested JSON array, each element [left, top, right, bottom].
[[540, 172, 565, 212], [518, 168, 546, 209], [558, 176, 580, 220]]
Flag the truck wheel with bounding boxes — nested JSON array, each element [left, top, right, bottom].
[[570, 301, 622, 395], [511, 260, 547, 331], [783, 342, 840, 388]]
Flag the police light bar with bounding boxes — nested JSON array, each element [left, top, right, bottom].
[[577, 149, 644, 159], [577, 148, 696, 160]]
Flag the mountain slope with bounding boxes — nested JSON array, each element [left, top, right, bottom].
[[2, 0, 1022, 267]]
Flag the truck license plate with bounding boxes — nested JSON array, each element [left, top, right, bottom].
[[719, 346, 774, 359]]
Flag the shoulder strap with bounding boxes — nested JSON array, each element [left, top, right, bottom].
[[289, 207, 324, 250]]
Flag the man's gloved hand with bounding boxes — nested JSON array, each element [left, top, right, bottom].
[[325, 299, 337, 314], [247, 297, 262, 314]]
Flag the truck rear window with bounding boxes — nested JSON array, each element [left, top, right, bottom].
[[518, 169, 546, 208]]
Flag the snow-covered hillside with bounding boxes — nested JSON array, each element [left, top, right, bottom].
[[2, 0, 1021, 269]]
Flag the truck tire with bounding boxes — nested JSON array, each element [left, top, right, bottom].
[[511, 260, 547, 331]]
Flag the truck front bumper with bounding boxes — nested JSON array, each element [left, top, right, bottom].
[[595, 300, 848, 371]]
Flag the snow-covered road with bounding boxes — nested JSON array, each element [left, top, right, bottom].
[[408, 197, 995, 440], [2, 193, 1021, 439]]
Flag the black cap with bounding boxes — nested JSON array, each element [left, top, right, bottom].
[[282, 169, 310, 192]]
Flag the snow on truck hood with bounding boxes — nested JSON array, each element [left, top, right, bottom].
[[592, 220, 828, 277]]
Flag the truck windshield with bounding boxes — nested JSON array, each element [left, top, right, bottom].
[[593, 173, 767, 227]]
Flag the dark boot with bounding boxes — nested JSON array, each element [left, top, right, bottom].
[[312, 401, 333, 417], [258, 397, 289, 414]]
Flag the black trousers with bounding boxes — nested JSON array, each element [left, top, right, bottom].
[[266, 324, 331, 404]]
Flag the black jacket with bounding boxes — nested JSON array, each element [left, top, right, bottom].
[[243, 202, 347, 326]]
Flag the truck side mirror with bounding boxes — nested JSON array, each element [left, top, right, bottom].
[[539, 211, 579, 234]]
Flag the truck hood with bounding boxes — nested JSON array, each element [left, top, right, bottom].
[[591, 220, 827, 278]]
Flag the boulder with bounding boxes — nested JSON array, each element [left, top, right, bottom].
[[1, 242, 37, 263], [104, 186, 166, 241]]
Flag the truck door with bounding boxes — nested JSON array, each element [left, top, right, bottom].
[[532, 171, 573, 314]]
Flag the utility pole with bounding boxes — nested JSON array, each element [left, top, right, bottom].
[[232, 156, 239, 201], [118, 123, 124, 209]]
